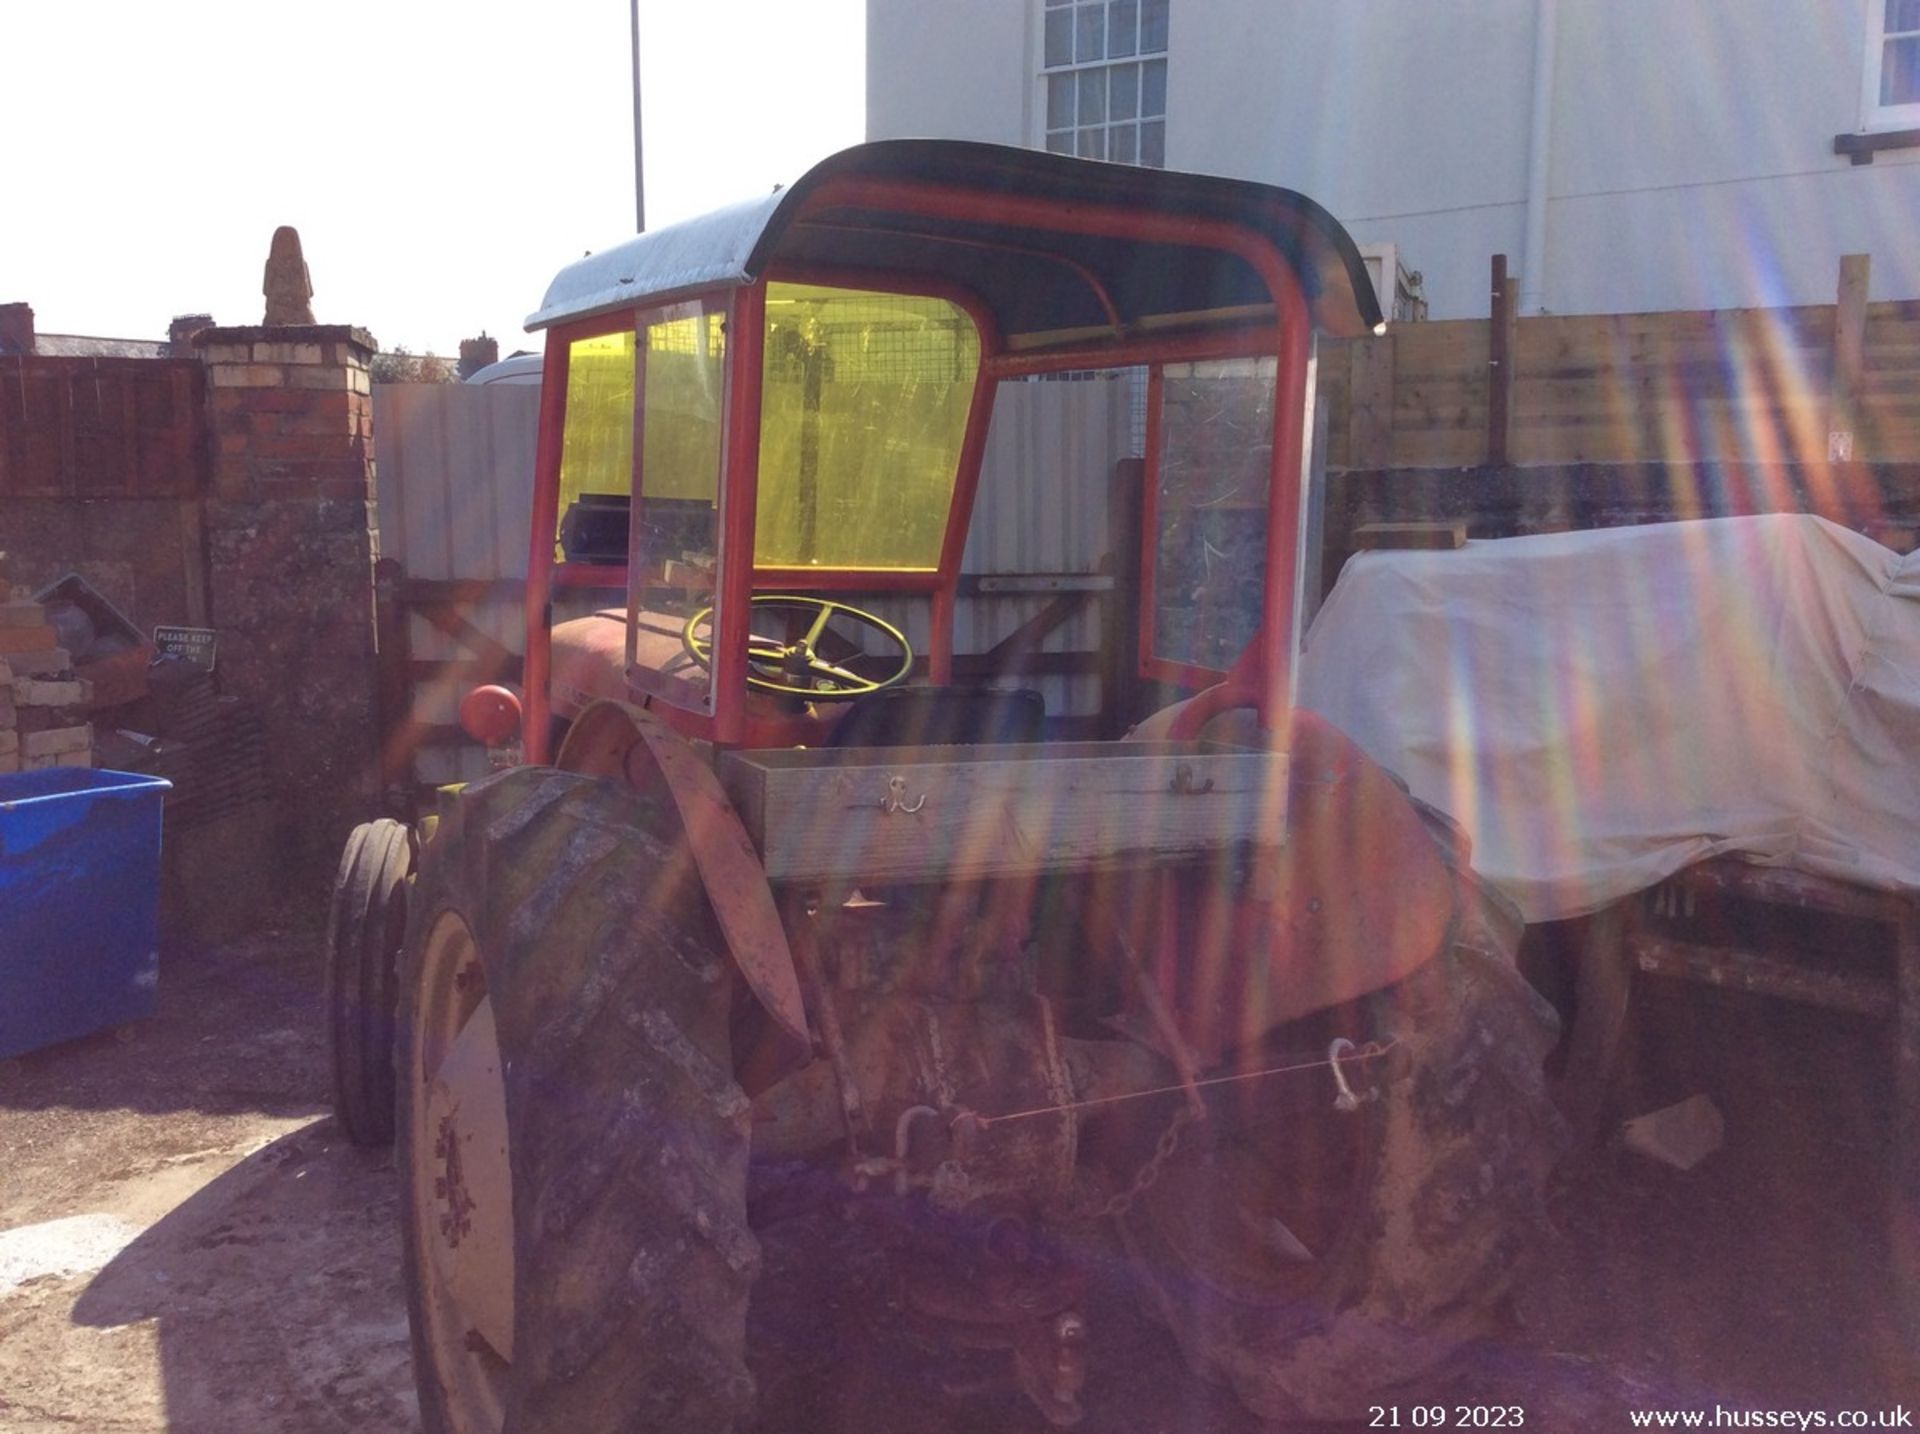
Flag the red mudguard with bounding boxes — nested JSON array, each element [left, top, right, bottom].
[[1162, 708, 1461, 1063], [557, 701, 812, 1067]]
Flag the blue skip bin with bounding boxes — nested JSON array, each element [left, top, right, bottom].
[[0, 768, 171, 1059]]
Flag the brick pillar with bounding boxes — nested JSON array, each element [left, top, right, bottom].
[[194, 324, 382, 892]]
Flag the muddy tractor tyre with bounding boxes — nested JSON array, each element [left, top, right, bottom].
[[326, 817, 413, 1147], [1131, 875, 1566, 1422], [398, 768, 758, 1434]]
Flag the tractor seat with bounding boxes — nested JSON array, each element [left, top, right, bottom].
[[825, 685, 1044, 749]]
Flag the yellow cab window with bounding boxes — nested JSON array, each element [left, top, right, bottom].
[[756, 285, 980, 572], [555, 331, 635, 562], [634, 304, 725, 599]]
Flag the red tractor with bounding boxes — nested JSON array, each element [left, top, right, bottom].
[[327, 140, 1563, 1431]]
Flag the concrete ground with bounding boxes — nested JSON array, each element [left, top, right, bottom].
[[0, 933, 412, 1434], [0, 933, 1912, 1433]]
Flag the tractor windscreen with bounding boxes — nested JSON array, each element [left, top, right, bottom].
[[755, 284, 979, 573]]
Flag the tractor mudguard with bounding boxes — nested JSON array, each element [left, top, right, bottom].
[[1158, 706, 1463, 1062], [557, 700, 812, 1067]]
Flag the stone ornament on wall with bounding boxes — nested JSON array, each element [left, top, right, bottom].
[[263, 225, 316, 326]]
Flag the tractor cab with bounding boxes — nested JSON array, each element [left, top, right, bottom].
[[512, 139, 1383, 764]]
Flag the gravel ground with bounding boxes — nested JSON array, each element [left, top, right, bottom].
[[0, 932, 1912, 1433]]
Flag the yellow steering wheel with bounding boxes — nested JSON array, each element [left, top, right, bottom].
[[681, 594, 914, 701]]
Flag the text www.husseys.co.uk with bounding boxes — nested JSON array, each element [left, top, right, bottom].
[[1627, 1407, 1911, 1430]]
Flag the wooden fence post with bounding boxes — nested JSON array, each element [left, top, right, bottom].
[[1488, 254, 1518, 465], [1830, 253, 1870, 465]]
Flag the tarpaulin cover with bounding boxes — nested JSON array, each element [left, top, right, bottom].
[[1297, 514, 1920, 924]]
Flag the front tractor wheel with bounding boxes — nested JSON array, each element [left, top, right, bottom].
[[398, 768, 758, 1434]]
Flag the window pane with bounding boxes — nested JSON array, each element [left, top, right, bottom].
[[1886, 34, 1920, 103], [1048, 73, 1075, 129], [1046, 130, 1075, 154], [1141, 0, 1169, 52], [1142, 57, 1167, 116], [1078, 68, 1106, 125], [1111, 122, 1138, 164], [1110, 62, 1139, 119], [1076, 1, 1106, 62], [1108, 0, 1138, 57], [640, 311, 724, 506], [1078, 128, 1107, 159], [1044, 7, 1073, 67], [633, 307, 725, 655], [1151, 366, 1274, 673], [1140, 118, 1165, 167], [756, 286, 978, 571], [1891, 0, 1920, 34], [557, 331, 635, 561]]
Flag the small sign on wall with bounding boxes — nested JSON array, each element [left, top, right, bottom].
[[153, 625, 218, 672]]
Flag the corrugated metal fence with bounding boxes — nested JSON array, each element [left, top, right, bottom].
[[874, 375, 1134, 724], [372, 382, 540, 787]]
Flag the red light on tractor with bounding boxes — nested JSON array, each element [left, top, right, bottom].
[[459, 685, 524, 747]]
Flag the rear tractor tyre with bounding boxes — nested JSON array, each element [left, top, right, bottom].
[[398, 767, 758, 1434], [1130, 872, 1566, 1422], [326, 817, 413, 1147]]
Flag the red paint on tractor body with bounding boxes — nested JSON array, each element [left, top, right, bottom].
[[1163, 709, 1457, 1063]]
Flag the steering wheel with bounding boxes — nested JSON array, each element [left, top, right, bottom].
[[681, 594, 913, 701]]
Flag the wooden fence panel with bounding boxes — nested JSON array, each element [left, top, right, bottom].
[[1863, 302, 1920, 460], [1386, 320, 1489, 467], [0, 357, 205, 497], [1322, 288, 1920, 473], [1522, 313, 1830, 468], [1316, 340, 1355, 469]]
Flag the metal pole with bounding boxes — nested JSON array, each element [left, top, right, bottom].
[[1520, 0, 1557, 314], [630, 0, 646, 233]]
